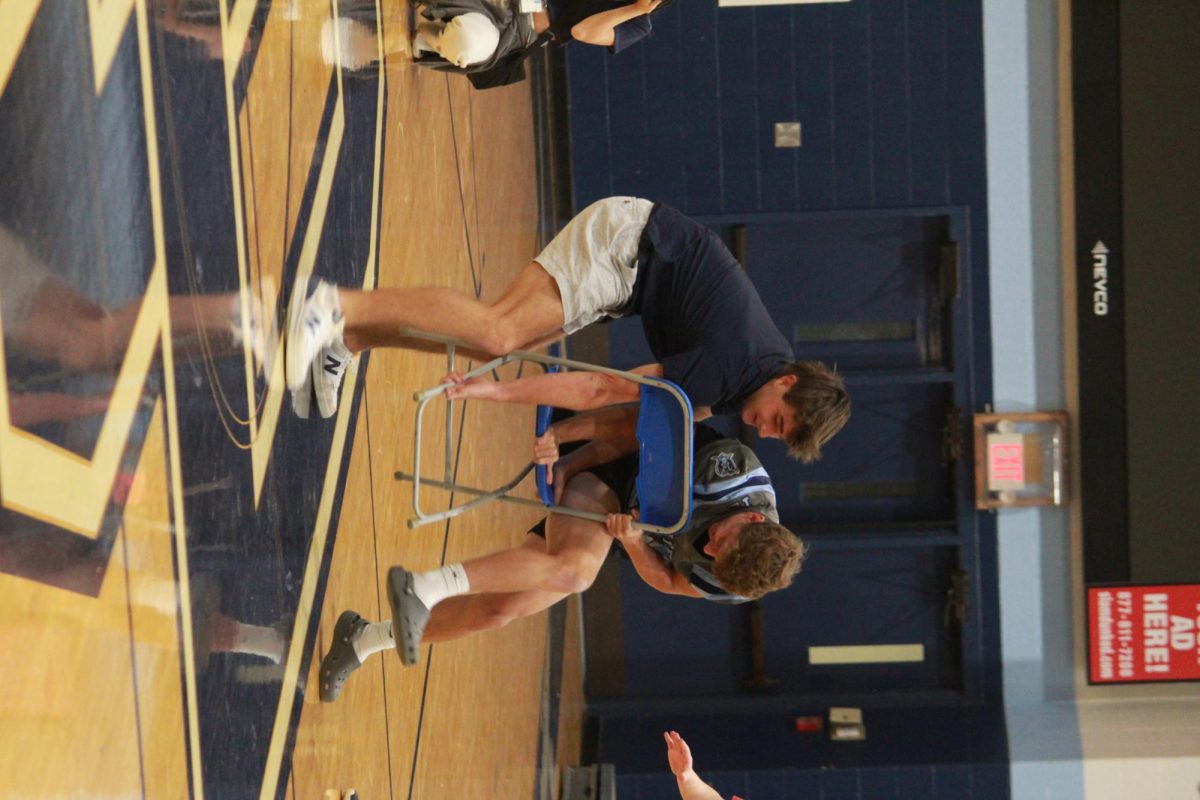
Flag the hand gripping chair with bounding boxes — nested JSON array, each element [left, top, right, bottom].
[[392, 331, 694, 534]]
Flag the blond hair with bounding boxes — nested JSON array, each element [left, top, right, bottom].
[[714, 522, 807, 599]]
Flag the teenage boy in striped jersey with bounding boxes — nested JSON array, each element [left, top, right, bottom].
[[317, 416, 807, 701]]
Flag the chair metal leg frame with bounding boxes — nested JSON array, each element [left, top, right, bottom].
[[393, 329, 693, 534]]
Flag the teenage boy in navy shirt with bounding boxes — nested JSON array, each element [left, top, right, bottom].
[[287, 197, 849, 461]]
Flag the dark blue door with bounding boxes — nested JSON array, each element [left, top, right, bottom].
[[596, 209, 976, 702], [733, 213, 961, 528], [740, 215, 955, 372], [730, 211, 969, 698]]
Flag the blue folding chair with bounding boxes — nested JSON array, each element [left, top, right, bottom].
[[393, 330, 694, 535]]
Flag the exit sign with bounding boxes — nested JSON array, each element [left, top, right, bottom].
[[987, 433, 1025, 489], [972, 411, 1067, 509]]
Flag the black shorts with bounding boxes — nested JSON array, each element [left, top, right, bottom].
[[526, 452, 639, 538]]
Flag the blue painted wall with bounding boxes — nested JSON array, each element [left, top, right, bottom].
[[620, 763, 1010, 800], [603, 706, 1009, 799], [567, 1, 1002, 796], [568, 0, 985, 217]]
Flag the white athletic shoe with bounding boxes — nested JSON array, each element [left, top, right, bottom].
[[312, 338, 352, 419], [285, 275, 344, 393], [291, 366, 315, 419]]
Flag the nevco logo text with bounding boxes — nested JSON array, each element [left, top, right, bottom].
[[1092, 241, 1110, 316]]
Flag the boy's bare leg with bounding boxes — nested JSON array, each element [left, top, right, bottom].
[[464, 473, 617, 586], [420, 472, 616, 595], [421, 587, 568, 643], [320, 474, 617, 695], [392, 473, 618, 653], [442, 368, 641, 411], [339, 261, 565, 356]]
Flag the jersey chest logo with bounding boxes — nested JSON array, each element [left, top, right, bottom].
[[712, 452, 739, 478]]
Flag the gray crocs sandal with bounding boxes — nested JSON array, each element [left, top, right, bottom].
[[319, 610, 369, 702], [387, 567, 431, 667]]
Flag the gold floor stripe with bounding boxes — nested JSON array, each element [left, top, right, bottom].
[[0, 0, 42, 97], [218, 0, 261, 457], [86, 0, 135, 93], [362, 0, 384, 293], [132, 0, 203, 794], [258, 4, 384, 793], [225, 0, 257, 69], [250, 95, 345, 503], [234, 100, 258, 467], [809, 644, 926, 665], [160, 294, 204, 800], [258, 305, 361, 800]]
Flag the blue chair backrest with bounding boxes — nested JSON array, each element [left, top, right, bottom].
[[535, 403, 555, 506], [635, 381, 693, 529]]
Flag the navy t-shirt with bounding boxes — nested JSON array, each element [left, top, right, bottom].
[[627, 204, 794, 415], [547, 0, 652, 53]]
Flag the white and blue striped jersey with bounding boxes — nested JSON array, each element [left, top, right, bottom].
[[643, 436, 780, 604]]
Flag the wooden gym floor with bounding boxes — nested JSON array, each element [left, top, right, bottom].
[[0, 1, 582, 797]]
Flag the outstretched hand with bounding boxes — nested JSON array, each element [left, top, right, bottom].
[[666, 731, 741, 800], [633, 0, 663, 14], [664, 730, 693, 776]]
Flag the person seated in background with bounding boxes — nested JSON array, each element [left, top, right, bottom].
[[410, 0, 670, 85]]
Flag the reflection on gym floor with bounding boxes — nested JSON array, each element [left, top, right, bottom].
[[0, 1, 563, 797]]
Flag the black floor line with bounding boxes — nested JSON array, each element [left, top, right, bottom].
[[364, 389, 397, 800], [120, 522, 150, 800]]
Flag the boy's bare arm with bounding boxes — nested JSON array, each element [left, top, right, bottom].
[[535, 404, 640, 463], [443, 363, 664, 410], [605, 514, 703, 597]]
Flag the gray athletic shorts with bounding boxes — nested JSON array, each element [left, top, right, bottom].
[[534, 197, 653, 335]]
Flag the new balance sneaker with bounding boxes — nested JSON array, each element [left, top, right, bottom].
[[312, 339, 352, 419], [285, 275, 344, 392]]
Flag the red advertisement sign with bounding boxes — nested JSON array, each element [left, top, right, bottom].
[[1088, 585, 1200, 683]]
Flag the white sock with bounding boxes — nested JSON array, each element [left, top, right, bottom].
[[231, 622, 287, 664], [409, 564, 470, 609], [331, 289, 347, 351], [413, 25, 440, 57], [352, 620, 395, 662]]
